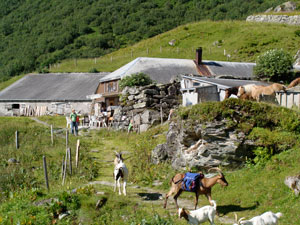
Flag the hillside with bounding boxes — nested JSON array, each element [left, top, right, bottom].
[[1, 100, 300, 224], [49, 20, 300, 73], [0, 0, 285, 80]]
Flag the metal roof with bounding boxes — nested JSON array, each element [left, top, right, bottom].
[[100, 57, 257, 83], [0, 73, 108, 101], [182, 75, 269, 90]]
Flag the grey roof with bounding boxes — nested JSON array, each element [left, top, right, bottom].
[[100, 57, 199, 83], [100, 57, 256, 83], [182, 75, 269, 90], [202, 60, 256, 79], [0, 73, 108, 101]]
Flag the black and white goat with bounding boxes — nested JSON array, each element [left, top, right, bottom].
[[233, 211, 283, 225], [178, 200, 217, 225], [113, 151, 128, 196]]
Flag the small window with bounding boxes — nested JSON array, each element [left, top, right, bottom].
[[12, 104, 20, 109]]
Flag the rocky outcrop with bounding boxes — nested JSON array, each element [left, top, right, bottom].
[[246, 15, 300, 25], [151, 119, 257, 170], [284, 174, 300, 196], [112, 82, 181, 132]]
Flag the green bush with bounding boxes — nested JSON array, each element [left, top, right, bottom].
[[88, 68, 99, 73], [254, 49, 293, 82], [119, 73, 153, 90]]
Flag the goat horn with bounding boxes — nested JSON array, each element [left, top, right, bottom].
[[234, 212, 238, 222], [238, 217, 246, 225]]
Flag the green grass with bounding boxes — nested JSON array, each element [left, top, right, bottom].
[[38, 115, 67, 129], [49, 20, 300, 73], [0, 75, 24, 91]]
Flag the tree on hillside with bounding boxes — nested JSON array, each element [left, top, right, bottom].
[[254, 49, 294, 82]]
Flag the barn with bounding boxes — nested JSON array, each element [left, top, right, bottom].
[[0, 73, 108, 116]]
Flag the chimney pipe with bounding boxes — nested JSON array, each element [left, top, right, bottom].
[[196, 47, 202, 65]]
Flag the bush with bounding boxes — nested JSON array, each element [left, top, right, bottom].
[[254, 49, 293, 82], [119, 73, 153, 90], [88, 68, 99, 73]]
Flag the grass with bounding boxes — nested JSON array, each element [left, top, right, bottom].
[[1, 101, 300, 224], [0, 75, 24, 91], [38, 115, 67, 129], [49, 20, 300, 73]]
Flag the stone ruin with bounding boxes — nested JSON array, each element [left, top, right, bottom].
[[111, 82, 181, 132]]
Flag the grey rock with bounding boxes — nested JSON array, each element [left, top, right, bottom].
[[139, 124, 150, 132], [133, 102, 147, 109], [143, 89, 158, 95], [285, 174, 300, 196], [8, 158, 19, 164], [128, 87, 140, 95], [128, 95, 135, 101]]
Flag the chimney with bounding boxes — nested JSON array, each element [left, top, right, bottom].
[[196, 47, 202, 65]]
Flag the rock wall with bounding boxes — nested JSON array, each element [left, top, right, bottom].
[[151, 119, 257, 170], [112, 82, 181, 132], [246, 15, 300, 26]]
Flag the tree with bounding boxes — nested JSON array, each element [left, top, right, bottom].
[[254, 49, 293, 82], [119, 73, 153, 90]]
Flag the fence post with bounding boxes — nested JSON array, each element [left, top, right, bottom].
[[110, 56, 113, 62], [61, 155, 65, 179], [68, 148, 72, 176], [62, 148, 68, 185], [15, 130, 19, 149], [94, 58, 97, 64], [76, 139, 80, 168], [43, 156, 49, 191], [51, 125, 54, 145], [66, 130, 69, 149]]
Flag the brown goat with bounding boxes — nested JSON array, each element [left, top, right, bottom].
[[288, 77, 300, 88], [163, 168, 228, 210], [251, 83, 286, 101]]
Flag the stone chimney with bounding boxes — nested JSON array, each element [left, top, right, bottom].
[[196, 47, 202, 65]]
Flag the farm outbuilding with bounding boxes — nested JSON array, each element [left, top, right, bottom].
[[0, 73, 108, 116]]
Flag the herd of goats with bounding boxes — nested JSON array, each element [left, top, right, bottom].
[[224, 77, 300, 101], [113, 152, 283, 225], [110, 77, 300, 225]]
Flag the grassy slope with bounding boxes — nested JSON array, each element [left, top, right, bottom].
[[49, 20, 300, 73]]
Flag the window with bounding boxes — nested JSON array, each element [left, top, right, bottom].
[[12, 104, 20, 109]]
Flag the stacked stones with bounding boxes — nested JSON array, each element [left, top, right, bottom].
[[112, 82, 181, 132]]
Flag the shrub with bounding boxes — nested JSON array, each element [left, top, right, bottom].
[[88, 68, 99, 73], [119, 73, 153, 90], [254, 49, 293, 82]]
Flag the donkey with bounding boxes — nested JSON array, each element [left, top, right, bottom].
[[163, 168, 228, 210]]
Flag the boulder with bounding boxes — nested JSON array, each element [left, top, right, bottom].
[[133, 102, 147, 109], [284, 174, 300, 196], [139, 124, 150, 132], [274, 1, 296, 12]]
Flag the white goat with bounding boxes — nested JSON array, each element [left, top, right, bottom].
[[113, 152, 128, 196], [178, 200, 217, 225], [233, 211, 283, 225]]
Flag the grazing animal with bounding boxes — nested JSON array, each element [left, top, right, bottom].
[[224, 86, 239, 99], [113, 152, 128, 196], [237, 84, 258, 98], [178, 200, 217, 225], [164, 168, 228, 210], [233, 211, 283, 225], [288, 77, 300, 88], [251, 83, 286, 101]]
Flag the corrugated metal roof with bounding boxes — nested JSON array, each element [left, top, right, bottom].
[[182, 75, 269, 89], [100, 57, 200, 83], [0, 73, 108, 101], [100, 57, 256, 83]]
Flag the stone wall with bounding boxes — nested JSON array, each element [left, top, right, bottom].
[[246, 15, 300, 25], [111, 82, 181, 132]]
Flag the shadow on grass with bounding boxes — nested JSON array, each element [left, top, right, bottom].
[[137, 192, 162, 201], [218, 202, 258, 216]]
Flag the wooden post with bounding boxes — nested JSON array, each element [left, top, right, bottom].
[[61, 155, 65, 179], [62, 148, 68, 185], [51, 125, 54, 145], [224, 49, 226, 56], [76, 139, 80, 168], [160, 106, 163, 125], [110, 56, 113, 62], [94, 58, 97, 64], [66, 130, 68, 149], [43, 156, 49, 191], [68, 148, 72, 176], [15, 130, 19, 149]]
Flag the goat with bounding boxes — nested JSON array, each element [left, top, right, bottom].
[[178, 200, 217, 225], [251, 83, 286, 101], [233, 211, 283, 225], [225, 86, 239, 99], [164, 168, 228, 209], [237, 84, 258, 98], [288, 77, 300, 88], [113, 151, 128, 196]]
